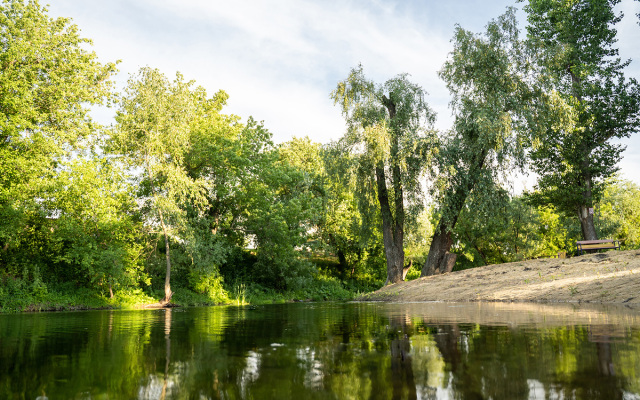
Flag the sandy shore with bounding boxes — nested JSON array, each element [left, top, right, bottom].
[[361, 249, 640, 305]]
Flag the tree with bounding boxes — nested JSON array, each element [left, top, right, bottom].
[[0, 0, 116, 266], [321, 141, 386, 282], [185, 114, 324, 290], [421, 9, 546, 276], [331, 66, 436, 284], [240, 137, 324, 290], [522, 0, 640, 240], [42, 157, 146, 296], [598, 177, 640, 248], [111, 67, 209, 304], [178, 88, 250, 297]]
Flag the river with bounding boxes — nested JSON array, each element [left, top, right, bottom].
[[1, 302, 639, 399]]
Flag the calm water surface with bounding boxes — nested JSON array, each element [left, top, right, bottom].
[[1, 302, 640, 399]]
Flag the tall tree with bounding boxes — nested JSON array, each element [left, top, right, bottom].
[[523, 0, 640, 240], [0, 0, 116, 265], [421, 9, 547, 276], [111, 67, 209, 304], [332, 66, 436, 284]]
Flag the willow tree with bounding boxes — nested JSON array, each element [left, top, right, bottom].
[[421, 9, 551, 276], [111, 68, 209, 304], [522, 0, 640, 240], [332, 66, 436, 284]]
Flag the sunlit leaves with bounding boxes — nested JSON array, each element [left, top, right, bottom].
[[42, 158, 146, 290], [111, 67, 210, 237]]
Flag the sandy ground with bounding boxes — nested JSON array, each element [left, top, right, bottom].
[[361, 249, 640, 305]]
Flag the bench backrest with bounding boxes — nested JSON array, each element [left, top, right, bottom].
[[576, 239, 620, 254], [577, 242, 618, 250]]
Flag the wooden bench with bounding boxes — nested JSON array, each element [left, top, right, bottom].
[[576, 239, 620, 255]]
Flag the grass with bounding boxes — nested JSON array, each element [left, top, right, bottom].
[[1, 268, 380, 313]]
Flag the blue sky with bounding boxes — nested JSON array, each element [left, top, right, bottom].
[[46, 0, 640, 187]]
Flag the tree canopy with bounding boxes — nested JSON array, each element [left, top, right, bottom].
[[522, 0, 640, 240]]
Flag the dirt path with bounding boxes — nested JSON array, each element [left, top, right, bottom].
[[361, 249, 640, 304]]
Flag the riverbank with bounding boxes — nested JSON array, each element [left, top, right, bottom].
[[0, 275, 364, 313], [361, 249, 640, 304]]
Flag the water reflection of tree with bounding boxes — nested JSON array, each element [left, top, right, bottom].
[[2, 305, 640, 399], [160, 308, 171, 400], [431, 324, 531, 399], [389, 314, 417, 400], [419, 323, 633, 400]]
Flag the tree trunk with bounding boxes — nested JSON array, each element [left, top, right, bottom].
[[422, 223, 455, 276], [337, 249, 348, 279], [377, 96, 406, 285], [420, 182, 467, 276], [571, 68, 599, 241], [159, 211, 173, 305], [146, 153, 173, 305], [578, 205, 598, 240], [376, 164, 405, 285], [421, 147, 487, 277]]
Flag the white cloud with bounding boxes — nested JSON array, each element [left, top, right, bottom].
[[46, 0, 640, 184]]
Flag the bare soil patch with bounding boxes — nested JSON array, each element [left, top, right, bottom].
[[361, 249, 640, 304]]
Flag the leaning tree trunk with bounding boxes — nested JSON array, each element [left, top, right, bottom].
[[422, 223, 456, 276], [420, 180, 470, 277], [421, 149, 486, 277]]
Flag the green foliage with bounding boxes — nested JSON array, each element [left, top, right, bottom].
[[331, 65, 436, 283], [445, 188, 640, 269], [0, 266, 47, 311], [170, 286, 228, 307], [111, 67, 227, 301], [242, 150, 323, 289], [319, 141, 386, 282], [0, 0, 117, 204], [187, 269, 228, 303], [522, 0, 640, 238], [4, 1, 640, 312], [432, 8, 543, 227], [597, 177, 640, 248], [111, 67, 210, 232], [0, 271, 156, 312], [420, 8, 557, 276], [42, 157, 146, 291], [237, 272, 357, 304], [0, 0, 117, 281]]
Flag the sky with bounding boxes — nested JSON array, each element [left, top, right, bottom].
[[46, 0, 640, 188]]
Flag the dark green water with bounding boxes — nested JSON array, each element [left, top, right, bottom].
[[1, 302, 640, 399]]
